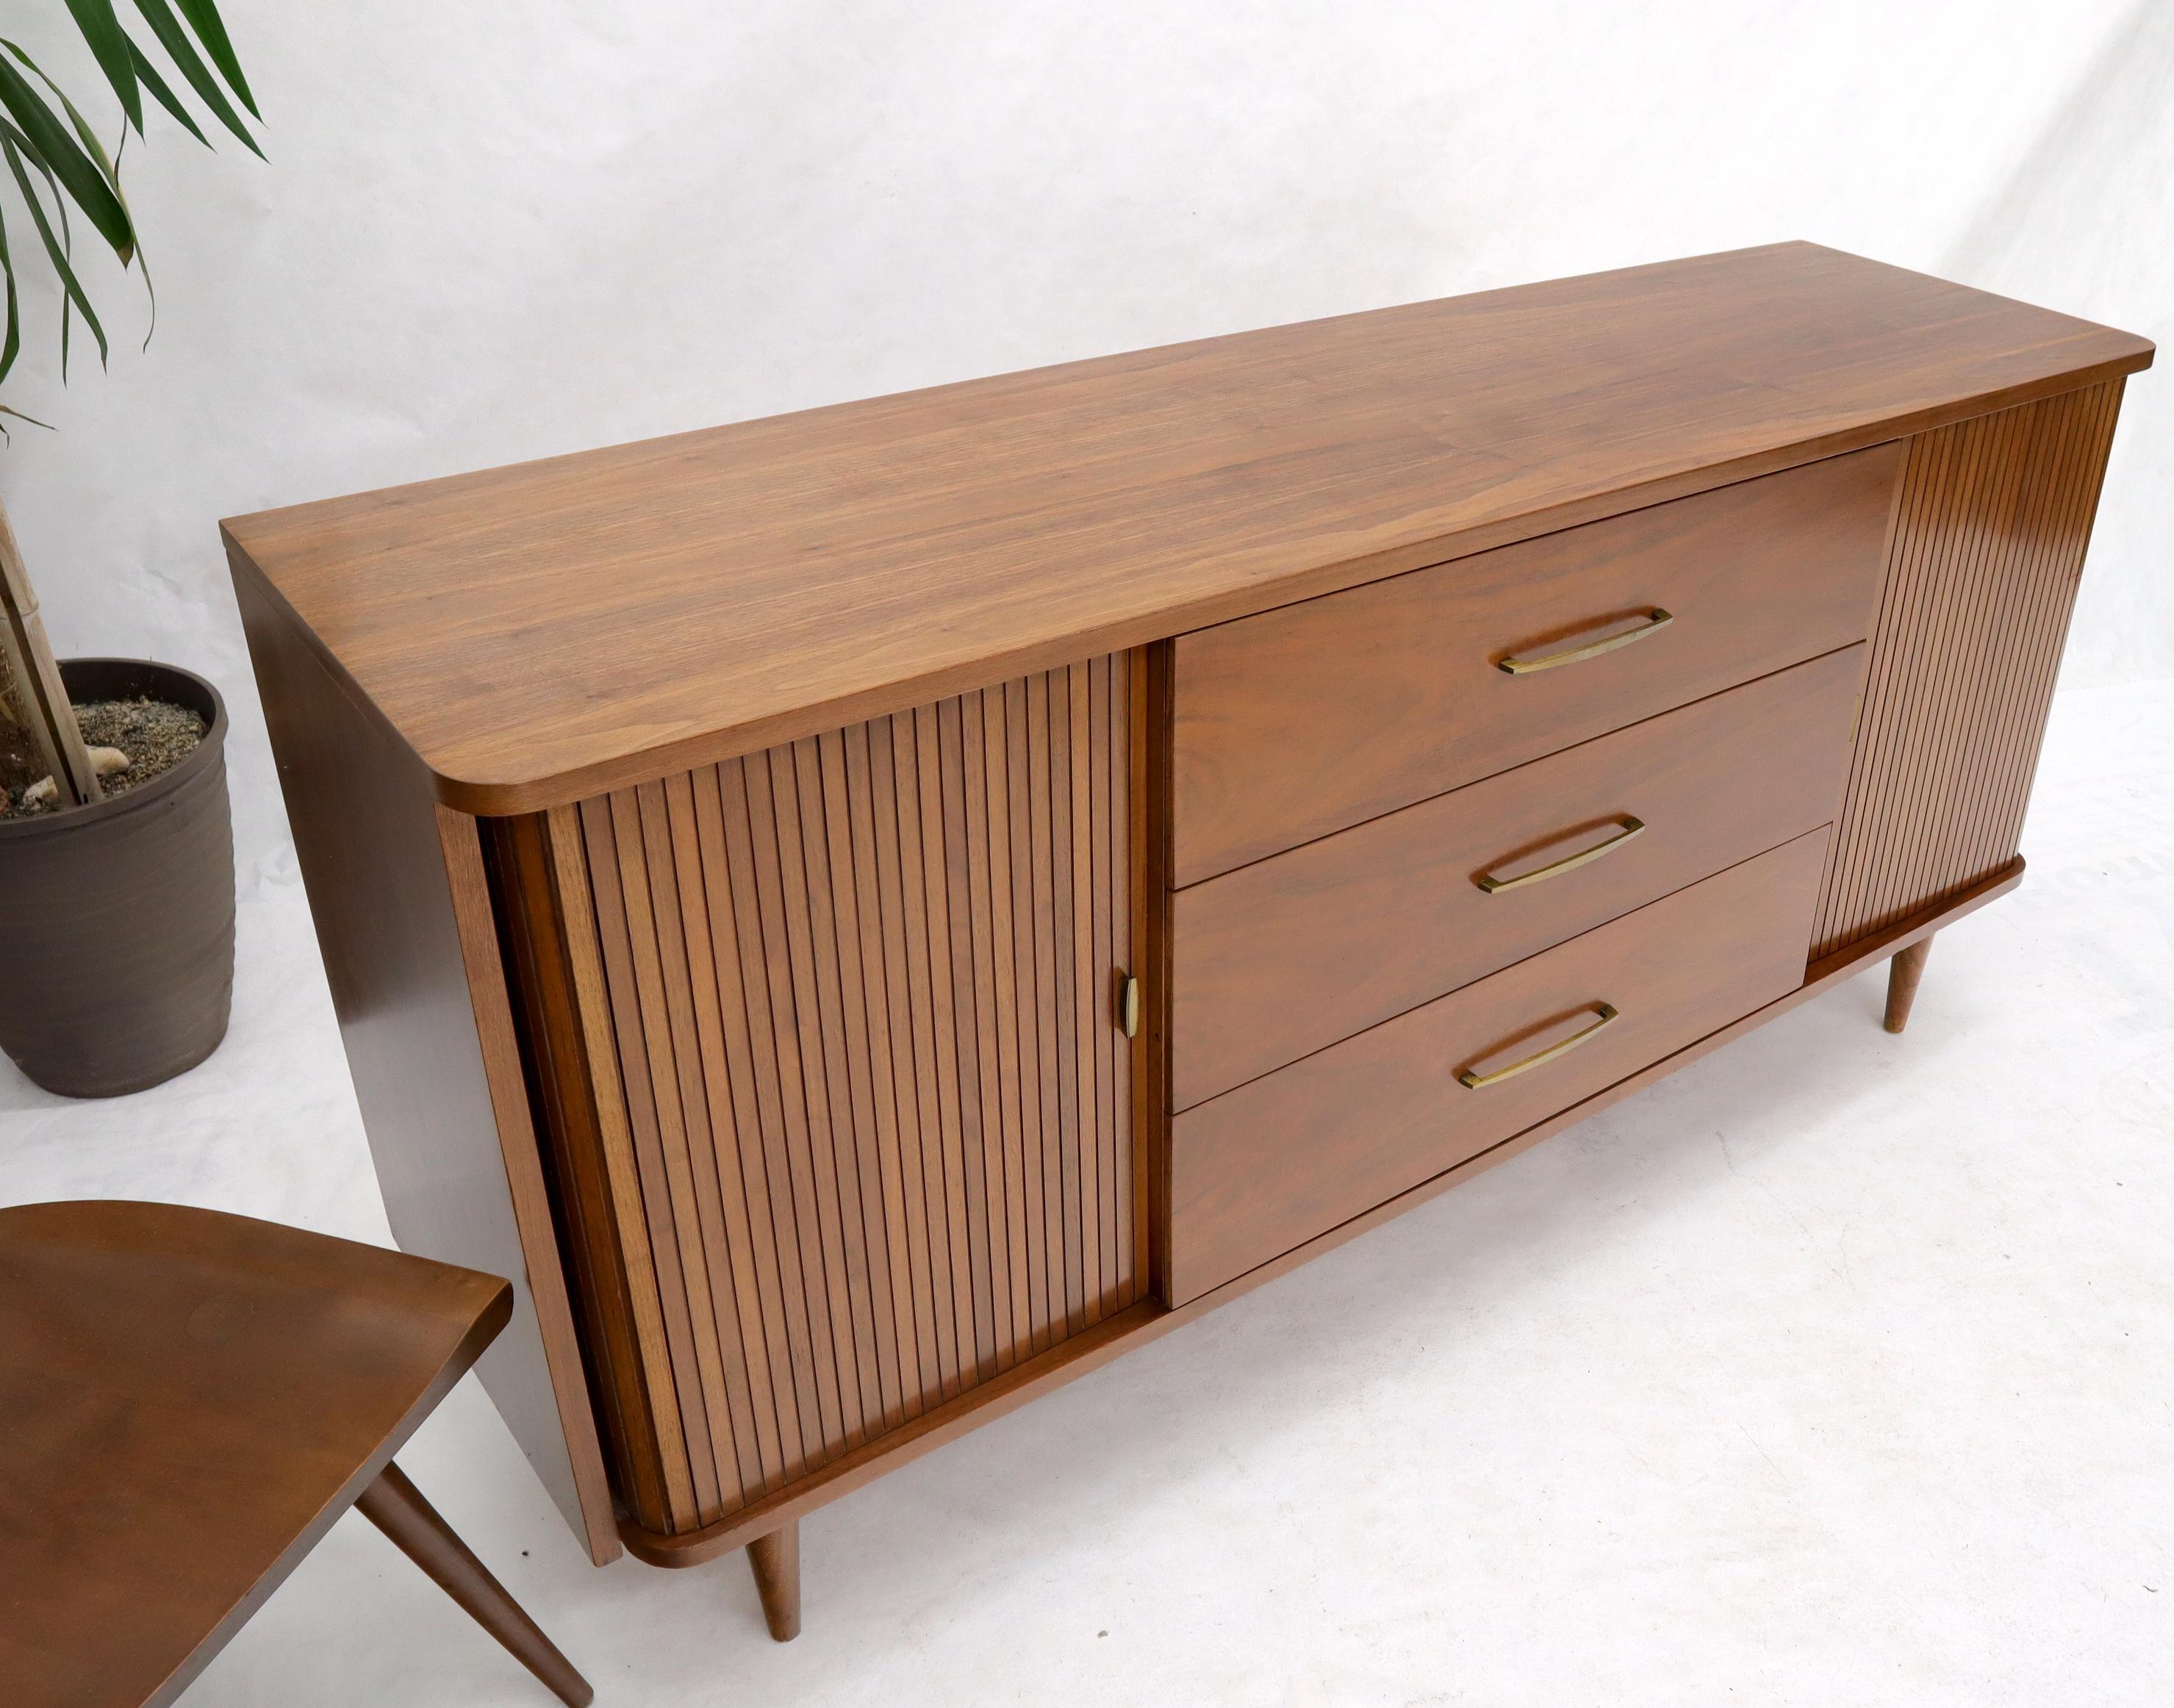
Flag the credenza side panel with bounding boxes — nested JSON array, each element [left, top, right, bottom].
[[1814, 380, 2125, 958], [230, 564, 621, 1564], [508, 652, 1147, 1536]]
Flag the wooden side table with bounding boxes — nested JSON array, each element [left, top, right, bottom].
[[0, 1199, 594, 1707]]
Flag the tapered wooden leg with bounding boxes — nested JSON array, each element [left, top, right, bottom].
[[1884, 936, 1934, 1034], [746, 1520, 801, 1642], [356, 1461, 594, 1707]]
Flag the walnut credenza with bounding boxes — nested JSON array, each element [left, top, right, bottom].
[[225, 244, 2151, 1637]]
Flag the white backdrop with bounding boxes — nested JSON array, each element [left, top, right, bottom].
[[1, 0, 2167, 889]]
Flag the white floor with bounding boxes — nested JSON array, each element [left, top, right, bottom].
[[4, 678, 2171, 1708]]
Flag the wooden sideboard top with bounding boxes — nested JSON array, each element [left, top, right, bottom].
[[221, 242, 2151, 815]]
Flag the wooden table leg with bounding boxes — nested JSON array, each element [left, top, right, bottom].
[[1884, 935, 1934, 1034], [356, 1461, 595, 1707], [747, 1520, 802, 1642]]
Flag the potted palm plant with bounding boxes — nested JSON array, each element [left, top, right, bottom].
[[0, 0, 258, 1097]]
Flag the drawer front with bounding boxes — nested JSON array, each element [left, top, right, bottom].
[[1172, 645, 1864, 1109], [1166, 828, 1829, 1305], [1172, 442, 1901, 885]]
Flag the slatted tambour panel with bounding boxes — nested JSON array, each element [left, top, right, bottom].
[[1812, 381, 2124, 959], [525, 653, 1141, 1535]]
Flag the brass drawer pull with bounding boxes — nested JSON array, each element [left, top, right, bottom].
[[1117, 974, 1141, 1038], [1457, 1003, 1618, 1089], [1475, 817, 1645, 893], [1497, 609, 1673, 674]]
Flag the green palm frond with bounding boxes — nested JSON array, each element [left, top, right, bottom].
[[61, 0, 140, 134], [128, 0, 258, 157], [173, 0, 254, 118], [124, 40, 207, 146], [0, 0, 256, 420], [1, 122, 107, 372], [0, 50, 131, 259], [0, 201, 21, 389]]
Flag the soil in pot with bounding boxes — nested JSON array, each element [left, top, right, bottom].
[[1, 696, 207, 819], [0, 713, 36, 793]]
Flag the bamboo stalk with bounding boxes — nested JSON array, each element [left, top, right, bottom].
[[0, 495, 101, 807], [0, 632, 22, 725]]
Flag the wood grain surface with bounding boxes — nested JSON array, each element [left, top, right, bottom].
[[1172, 442, 1897, 883], [1812, 381, 2125, 957], [220, 244, 2150, 814], [233, 572, 620, 1563], [494, 654, 1143, 1536], [620, 854, 2024, 1571], [1166, 830, 1831, 1304], [0, 1200, 512, 1708], [224, 246, 2150, 1577], [1173, 646, 1865, 1109]]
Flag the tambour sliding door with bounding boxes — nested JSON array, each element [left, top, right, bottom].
[[488, 650, 1149, 1538], [1812, 381, 2124, 958]]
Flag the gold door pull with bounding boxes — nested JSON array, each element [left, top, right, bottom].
[[1497, 610, 1673, 674], [1457, 1003, 1618, 1089], [1116, 974, 1141, 1039], [1475, 817, 1646, 893]]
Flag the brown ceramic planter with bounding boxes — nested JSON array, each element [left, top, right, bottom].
[[0, 659, 234, 1097]]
